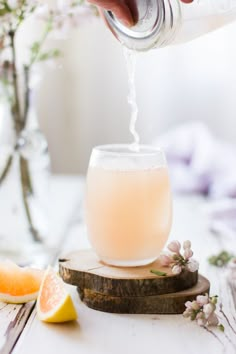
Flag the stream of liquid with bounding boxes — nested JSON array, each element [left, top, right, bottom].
[[123, 47, 140, 152]]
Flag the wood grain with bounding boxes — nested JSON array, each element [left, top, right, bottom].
[[0, 303, 35, 354], [77, 275, 210, 314], [59, 249, 198, 297], [12, 191, 236, 354], [0, 177, 85, 354]]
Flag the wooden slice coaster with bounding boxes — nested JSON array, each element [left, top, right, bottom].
[[77, 275, 210, 314], [59, 249, 198, 297]]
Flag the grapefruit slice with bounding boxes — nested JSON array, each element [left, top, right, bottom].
[[0, 260, 44, 304], [36, 266, 77, 323]]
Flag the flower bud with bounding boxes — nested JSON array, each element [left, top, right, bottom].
[[167, 240, 181, 254], [186, 259, 199, 272], [172, 264, 182, 274], [203, 303, 215, 318], [159, 254, 172, 267], [183, 309, 192, 318], [196, 295, 209, 306], [184, 248, 193, 260], [197, 317, 207, 326], [185, 301, 193, 309], [183, 240, 191, 250], [8, 0, 19, 9], [191, 301, 200, 311], [228, 258, 236, 270], [208, 313, 219, 326], [210, 296, 218, 305]]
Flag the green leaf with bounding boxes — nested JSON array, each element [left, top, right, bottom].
[[218, 324, 225, 332], [0, 8, 8, 16], [210, 296, 218, 305], [30, 41, 40, 54], [38, 49, 61, 62], [208, 251, 234, 267], [150, 269, 167, 277]]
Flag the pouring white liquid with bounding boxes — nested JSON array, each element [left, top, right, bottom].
[[123, 47, 140, 152]]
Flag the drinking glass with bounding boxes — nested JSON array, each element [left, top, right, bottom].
[[85, 144, 172, 267]]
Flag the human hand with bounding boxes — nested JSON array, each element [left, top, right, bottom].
[[87, 0, 194, 27]]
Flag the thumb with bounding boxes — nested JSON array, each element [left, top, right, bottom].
[[88, 0, 134, 27]]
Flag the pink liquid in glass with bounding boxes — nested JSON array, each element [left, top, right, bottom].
[[85, 145, 172, 267]]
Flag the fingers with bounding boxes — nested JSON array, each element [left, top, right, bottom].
[[87, 0, 134, 27], [87, 0, 193, 28]]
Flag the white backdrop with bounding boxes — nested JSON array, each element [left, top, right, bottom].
[[36, 18, 236, 173]]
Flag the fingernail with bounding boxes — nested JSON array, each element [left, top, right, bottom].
[[119, 18, 134, 28]]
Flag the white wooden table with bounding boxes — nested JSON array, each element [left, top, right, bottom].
[[0, 175, 236, 354]]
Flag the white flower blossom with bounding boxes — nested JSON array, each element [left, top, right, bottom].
[[207, 313, 219, 326], [34, 4, 51, 21], [196, 294, 209, 306], [183, 240, 191, 250], [184, 248, 193, 260], [172, 264, 182, 275], [203, 303, 215, 318], [167, 240, 181, 254], [185, 301, 193, 309], [197, 317, 207, 326], [186, 259, 199, 272], [7, 0, 20, 9], [183, 294, 223, 330], [159, 240, 199, 275], [159, 254, 172, 266]]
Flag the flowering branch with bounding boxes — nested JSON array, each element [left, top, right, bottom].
[[28, 17, 53, 67], [0, 155, 12, 184], [9, 29, 22, 133], [183, 294, 224, 331], [159, 240, 199, 274], [8, 25, 39, 241], [0, 0, 96, 243]]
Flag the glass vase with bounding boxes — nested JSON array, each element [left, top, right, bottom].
[[0, 100, 50, 263]]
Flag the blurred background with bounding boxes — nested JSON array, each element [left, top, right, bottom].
[[35, 16, 236, 174]]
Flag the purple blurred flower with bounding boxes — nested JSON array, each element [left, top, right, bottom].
[[155, 121, 236, 198]]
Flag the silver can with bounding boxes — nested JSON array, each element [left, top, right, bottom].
[[102, 0, 236, 51]]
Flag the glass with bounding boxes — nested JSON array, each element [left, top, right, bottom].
[[85, 144, 172, 267], [0, 99, 50, 263]]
